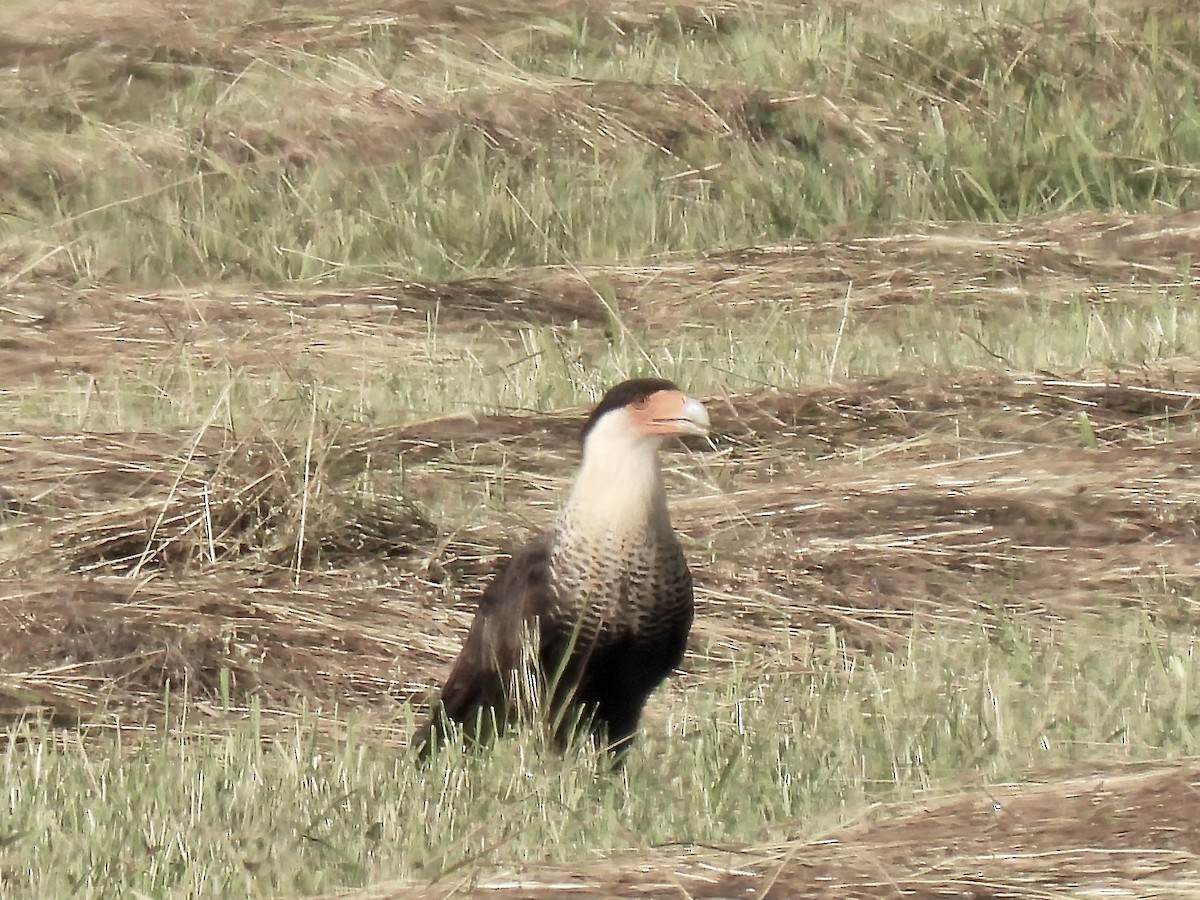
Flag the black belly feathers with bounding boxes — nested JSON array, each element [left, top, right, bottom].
[[413, 379, 708, 759]]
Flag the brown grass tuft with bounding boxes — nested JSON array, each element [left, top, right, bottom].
[[0, 570, 451, 722], [0, 428, 434, 574]]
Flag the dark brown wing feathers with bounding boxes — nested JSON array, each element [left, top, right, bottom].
[[413, 534, 555, 756]]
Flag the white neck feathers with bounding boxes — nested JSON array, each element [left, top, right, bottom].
[[561, 408, 670, 540]]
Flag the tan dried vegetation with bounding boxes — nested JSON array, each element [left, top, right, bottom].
[[1, 0, 1200, 896], [359, 760, 1200, 899]]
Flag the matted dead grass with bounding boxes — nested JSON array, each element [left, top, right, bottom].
[[339, 758, 1200, 898], [1, 363, 1195, 719], [0, 429, 434, 574], [0, 427, 437, 722], [616, 207, 1200, 326], [690, 436, 1199, 653], [166, 80, 829, 171], [0, 571, 448, 722], [4, 209, 1198, 386], [0, 74, 829, 190], [0, 0, 811, 60], [0, 0, 660, 62]]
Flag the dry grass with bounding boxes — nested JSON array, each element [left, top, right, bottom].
[[0, 427, 437, 722], [4, 210, 1198, 391], [2, 364, 1196, 721], [0, 572, 443, 722], [341, 759, 1200, 898], [0, 429, 433, 574]]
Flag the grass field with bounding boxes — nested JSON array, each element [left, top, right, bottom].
[[2, 0, 1200, 896]]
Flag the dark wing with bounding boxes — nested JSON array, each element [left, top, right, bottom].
[[413, 533, 555, 756], [663, 562, 694, 673]]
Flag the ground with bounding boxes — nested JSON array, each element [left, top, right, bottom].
[[361, 760, 1200, 898], [1, 0, 1199, 896]]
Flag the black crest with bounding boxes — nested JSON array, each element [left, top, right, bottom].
[[580, 378, 679, 444]]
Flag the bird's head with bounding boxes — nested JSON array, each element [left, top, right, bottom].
[[580, 378, 710, 450], [566, 379, 708, 531]]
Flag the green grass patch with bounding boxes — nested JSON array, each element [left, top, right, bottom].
[[2, 0, 1198, 284], [2, 614, 1196, 898]]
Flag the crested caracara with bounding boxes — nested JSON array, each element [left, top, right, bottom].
[[415, 378, 709, 758]]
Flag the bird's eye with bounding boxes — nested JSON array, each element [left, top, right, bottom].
[[632, 395, 649, 410]]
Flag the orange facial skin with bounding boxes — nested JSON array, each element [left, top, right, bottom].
[[629, 390, 710, 437]]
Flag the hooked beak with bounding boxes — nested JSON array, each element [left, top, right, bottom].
[[654, 396, 710, 437]]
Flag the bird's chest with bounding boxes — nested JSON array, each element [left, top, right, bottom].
[[547, 530, 687, 643]]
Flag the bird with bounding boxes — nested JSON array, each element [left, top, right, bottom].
[[414, 378, 710, 759]]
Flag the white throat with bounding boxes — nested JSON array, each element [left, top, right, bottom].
[[561, 409, 670, 540]]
